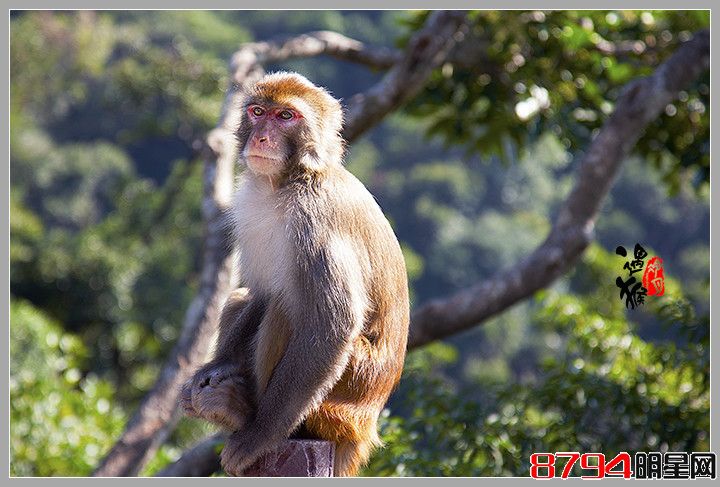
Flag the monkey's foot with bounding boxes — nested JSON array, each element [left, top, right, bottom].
[[221, 429, 259, 476], [180, 364, 253, 431]]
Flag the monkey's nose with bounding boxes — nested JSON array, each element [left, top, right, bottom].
[[258, 136, 268, 143]]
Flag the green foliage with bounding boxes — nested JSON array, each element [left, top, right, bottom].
[[11, 143, 204, 400], [406, 10, 709, 193], [114, 11, 252, 59], [364, 245, 709, 476], [10, 12, 115, 125], [10, 191, 43, 265], [10, 300, 126, 476], [13, 134, 134, 229], [11, 11, 227, 170]]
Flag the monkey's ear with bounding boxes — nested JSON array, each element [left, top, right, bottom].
[[233, 92, 251, 126], [325, 96, 344, 135]]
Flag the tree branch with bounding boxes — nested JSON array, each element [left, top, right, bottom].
[[155, 434, 225, 477], [243, 30, 401, 70], [343, 11, 468, 142], [407, 29, 709, 349], [224, 12, 468, 144]]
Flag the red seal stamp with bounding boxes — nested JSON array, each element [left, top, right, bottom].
[[642, 256, 664, 296]]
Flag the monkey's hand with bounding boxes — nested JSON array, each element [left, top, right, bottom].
[[179, 379, 201, 418], [180, 363, 253, 431], [220, 424, 277, 476]]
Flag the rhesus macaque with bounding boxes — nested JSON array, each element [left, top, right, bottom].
[[181, 72, 410, 477]]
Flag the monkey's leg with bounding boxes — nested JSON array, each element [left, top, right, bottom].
[[334, 439, 378, 477], [305, 403, 384, 477]]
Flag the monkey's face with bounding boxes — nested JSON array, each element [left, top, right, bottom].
[[241, 102, 305, 178], [237, 73, 345, 179]]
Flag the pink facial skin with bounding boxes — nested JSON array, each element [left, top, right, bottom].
[[243, 104, 304, 178]]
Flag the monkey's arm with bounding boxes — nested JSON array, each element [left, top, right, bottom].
[[212, 290, 266, 367], [221, 237, 366, 475], [190, 291, 266, 388], [181, 291, 266, 421]]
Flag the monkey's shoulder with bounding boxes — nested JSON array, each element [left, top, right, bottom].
[[292, 167, 387, 224]]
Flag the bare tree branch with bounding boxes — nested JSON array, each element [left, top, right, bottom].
[[246, 30, 401, 70], [407, 29, 709, 349], [343, 11, 468, 142], [94, 14, 465, 477], [224, 11, 468, 144], [155, 434, 226, 477]]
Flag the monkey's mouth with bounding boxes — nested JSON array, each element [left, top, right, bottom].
[[245, 154, 284, 176], [246, 154, 282, 163]]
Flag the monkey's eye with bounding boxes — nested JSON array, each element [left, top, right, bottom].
[[278, 110, 294, 120], [250, 106, 264, 117]]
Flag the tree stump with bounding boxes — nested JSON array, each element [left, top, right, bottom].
[[242, 439, 335, 477]]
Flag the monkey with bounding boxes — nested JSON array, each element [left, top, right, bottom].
[[180, 71, 410, 477]]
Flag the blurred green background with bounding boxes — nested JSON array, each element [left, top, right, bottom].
[[10, 10, 709, 477]]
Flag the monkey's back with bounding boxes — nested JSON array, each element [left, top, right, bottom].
[[299, 166, 410, 456]]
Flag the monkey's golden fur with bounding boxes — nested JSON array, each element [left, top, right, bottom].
[[181, 72, 409, 477]]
